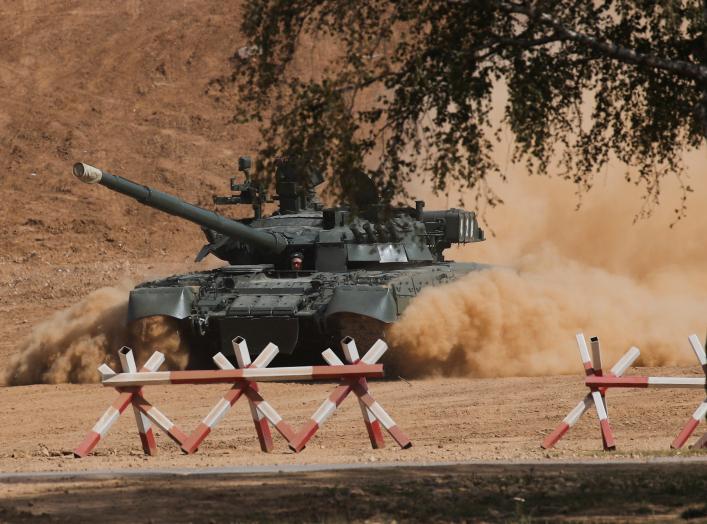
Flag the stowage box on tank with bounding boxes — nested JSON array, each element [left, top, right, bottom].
[[72, 158, 486, 366]]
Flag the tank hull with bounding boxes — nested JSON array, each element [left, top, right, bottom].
[[128, 262, 487, 366]]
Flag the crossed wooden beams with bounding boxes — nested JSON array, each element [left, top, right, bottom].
[[542, 333, 707, 451], [75, 336, 411, 457]]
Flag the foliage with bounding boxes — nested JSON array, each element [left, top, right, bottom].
[[235, 0, 707, 211]]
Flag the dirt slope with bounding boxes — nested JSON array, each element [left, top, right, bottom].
[[0, 1, 258, 361]]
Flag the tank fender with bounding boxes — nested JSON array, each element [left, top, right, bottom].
[[324, 286, 397, 324], [127, 286, 195, 322]]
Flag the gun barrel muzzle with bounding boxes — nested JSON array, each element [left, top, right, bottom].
[[73, 162, 103, 184]]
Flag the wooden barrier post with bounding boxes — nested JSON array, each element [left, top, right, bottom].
[[542, 335, 639, 450], [579, 334, 615, 450], [119, 347, 157, 455], [544, 333, 707, 451], [341, 337, 385, 449], [291, 339, 411, 452], [74, 349, 188, 457], [671, 334, 707, 449], [180, 339, 286, 454]]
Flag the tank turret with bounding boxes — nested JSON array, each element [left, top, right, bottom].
[[73, 160, 484, 271]]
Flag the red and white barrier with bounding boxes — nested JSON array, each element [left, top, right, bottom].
[[75, 337, 411, 457], [101, 363, 384, 386], [671, 334, 707, 449], [74, 348, 188, 457], [543, 333, 707, 451], [290, 338, 411, 452], [541, 343, 639, 450], [341, 337, 385, 448], [180, 338, 290, 454]]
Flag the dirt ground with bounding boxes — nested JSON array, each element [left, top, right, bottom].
[[1, 365, 707, 473], [1, 1, 707, 522]]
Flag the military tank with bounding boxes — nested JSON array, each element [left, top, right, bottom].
[[72, 158, 486, 366]]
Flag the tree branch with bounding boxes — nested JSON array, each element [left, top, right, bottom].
[[499, 1, 707, 82]]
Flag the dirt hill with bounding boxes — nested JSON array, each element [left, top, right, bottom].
[[0, 1, 260, 361]]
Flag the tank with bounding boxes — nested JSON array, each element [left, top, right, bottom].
[[72, 158, 487, 366]]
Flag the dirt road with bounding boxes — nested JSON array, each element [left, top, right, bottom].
[[1, 462, 706, 522]]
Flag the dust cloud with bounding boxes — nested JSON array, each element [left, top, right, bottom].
[[389, 151, 707, 378], [4, 283, 190, 385]]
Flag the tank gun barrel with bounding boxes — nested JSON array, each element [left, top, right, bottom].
[[72, 162, 287, 254]]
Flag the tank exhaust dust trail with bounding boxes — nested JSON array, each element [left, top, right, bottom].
[[388, 251, 707, 378], [388, 166, 707, 379], [4, 283, 189, 386]]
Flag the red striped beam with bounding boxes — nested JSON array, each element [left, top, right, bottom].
[[243, 386, 297, 445], [181, 340, 280, 454], [577, 334, 615, 450], [585, 376, 706, 389], [322, 343, 386, 449], [671, 334, 707, 449], [102, 364, 384, 387], [290, 380, 352, 453], [577, 332, 595, 376], [589, 336, 614, 450], [290, 339, 389, 452], [341, 337, 385, 449], [131, 394, 189, 447], [542, 345, 640, 449], [74, 350, 164, 458], [292, 338, 411, 452], [228, 339, 278, 452], [74, 388, 135, 458], [350, 381, 412, 449], [671, 401, 707, 449], [119, 347, 160, 456]]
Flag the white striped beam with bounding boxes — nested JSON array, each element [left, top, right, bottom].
[[576, 333, 615, 449], [590, 337, 603, 376], [671, 334, 707, 449], [590, 388, 615, 450], [576, 333, 594, 376], [132, 395, 189, 446], [119, 347, 158, 456], [242, 386, 297, 445], [226, 339, 276, 452], [588, 336, 614, 450], [102, 364, 384, 387], [230, 339, 281, 449], [291, 338, 400, 452], [672, 401, 707, 449], [182, 337, 294, 453], [74, 350, 164, 458], [688, 334, 707, 367], [74, 390, 134, 458], [181, 339, 280, 454], [98, 364, 117, 381], [290, 380, 353, 452], [588, 335, 707, 390], [542, 346, 640, 449], [586, 376, 707, 389], [361, 339, 388, 365], [350, 382, 412, 449], [340, 337, 385, 449]]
